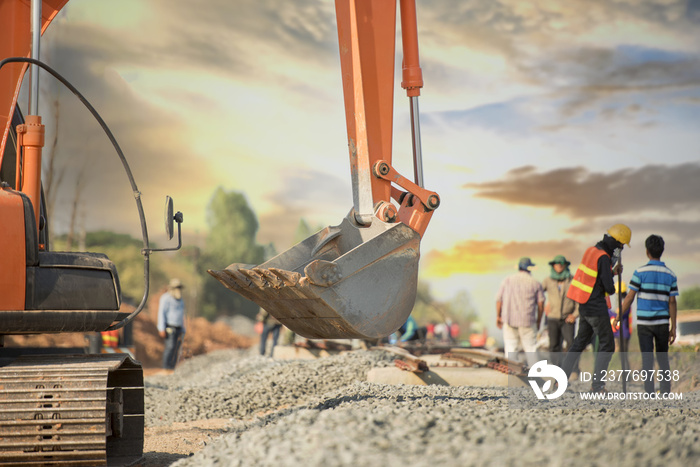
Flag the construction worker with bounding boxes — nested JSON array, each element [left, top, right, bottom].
[[257, 309, 282, 357], [100, 329, 119, 348], [541, 255, 578, 370], [619, 234, 678, 394], [560, 224, 629, 393], [496, 257, 545, 368], [386, 315, 426, 344], [157, 278, 187, 371]]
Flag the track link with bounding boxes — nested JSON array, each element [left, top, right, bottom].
[[0, 354, 143, 466]]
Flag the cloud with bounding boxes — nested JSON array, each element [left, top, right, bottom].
[[539, 48, 700, 121], [424, 238, 582, 277], [464, 163, 700, 218], [567, 219, 700, 261], [155, 0, 337, 76], [36, 20, 220, 237], [421, 0, 700, 48], [428, 99, 534, 134], [415, 0, 700, 131]]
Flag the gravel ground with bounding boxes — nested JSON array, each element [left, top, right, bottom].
[[144, 348, 700, 467]]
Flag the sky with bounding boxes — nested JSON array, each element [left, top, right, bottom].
[[21, 0, 700, 336]]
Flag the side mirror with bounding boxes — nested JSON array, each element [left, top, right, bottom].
[[165, 196, 175, 240], [148, 196, 183, 253]]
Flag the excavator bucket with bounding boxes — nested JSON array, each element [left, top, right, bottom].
[[208, 212, 420, 340]]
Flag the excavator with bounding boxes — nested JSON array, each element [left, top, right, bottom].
[[0, 0, 438, 464]]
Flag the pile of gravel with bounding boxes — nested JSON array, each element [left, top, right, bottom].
[[145, 348, 396, 425], [145, 349, 700, 466]]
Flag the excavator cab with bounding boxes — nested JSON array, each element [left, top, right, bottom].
[[209, 0, 440, 340]]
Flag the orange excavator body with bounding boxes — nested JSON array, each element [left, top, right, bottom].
[[0, 0, 67, 310]]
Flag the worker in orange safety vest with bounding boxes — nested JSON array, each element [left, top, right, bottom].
[[101, 330, 119, 348], [559, 224, 630, 393]]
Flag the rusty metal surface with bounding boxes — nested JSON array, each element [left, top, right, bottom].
[[440, 348, 528, 376], [394, 358, 429, 373], [487, 359, 528, 377], [380, 345, 429, 373], [0, 354, 143, 466], [383, 346, 529, 377], [209, 213, 421, 340], [437, 352, 480, 368]]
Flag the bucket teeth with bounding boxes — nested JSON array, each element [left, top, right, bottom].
[[269, 268, 301, 286], [222, 269, 253, 288], [214, 266, 311, 299], [255, 268, 283, 288], [238, 268, 267, 287]]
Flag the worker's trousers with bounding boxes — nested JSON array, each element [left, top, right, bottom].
[[638, 324, 671, 394], [562, 314, 614, 391], [260, 323, 282, 356], [502, 323, 539, 368], [547, 318, 576, 370], [163, 326, 184, 370]]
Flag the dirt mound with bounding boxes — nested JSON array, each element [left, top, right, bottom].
[[4, 302, 253, 369], [3, 331, 87, 349]]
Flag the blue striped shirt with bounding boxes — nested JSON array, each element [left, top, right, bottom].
[[628, 260, 678, 325]]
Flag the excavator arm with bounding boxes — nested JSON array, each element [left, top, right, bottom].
[[336, 0, 438, 234], [209, 0, 440, 340]]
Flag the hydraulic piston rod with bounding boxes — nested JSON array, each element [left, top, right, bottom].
[[399, 0, 425, 187]]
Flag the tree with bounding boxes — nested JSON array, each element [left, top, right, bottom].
[[65, 166, 87, 251], [200, 187, 265, 319], [678, 286, 700, 311]]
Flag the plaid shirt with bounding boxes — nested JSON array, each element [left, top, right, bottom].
[[496, 271, 544, 327]]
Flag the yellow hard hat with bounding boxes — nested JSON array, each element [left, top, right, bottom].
[[607, 223, 631, 246], [615, 280, 628, 295]]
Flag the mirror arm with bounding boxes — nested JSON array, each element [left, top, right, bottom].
[[145, 212, 183, 254]]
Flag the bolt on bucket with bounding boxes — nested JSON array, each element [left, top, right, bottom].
[[208, 212, 420, 340]]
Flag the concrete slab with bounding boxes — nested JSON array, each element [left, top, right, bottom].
[[272, 345, 341, 360], [272, 345, 529, 388]]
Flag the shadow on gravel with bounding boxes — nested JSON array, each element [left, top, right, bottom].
[[313, 392, 508, 410], [137, 451, 192, 466]]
